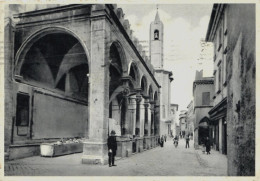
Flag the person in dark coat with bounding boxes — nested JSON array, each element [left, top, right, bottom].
[[160, 136, 164, 147], [185, 135, 190, 148], [205, 137, 211, 154], [107, 130, 117, 167]]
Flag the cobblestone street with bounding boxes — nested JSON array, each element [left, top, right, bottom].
[[5, 139, 227, 176]]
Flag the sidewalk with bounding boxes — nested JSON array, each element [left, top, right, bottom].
[[194, 144, 228, 176], [4, 138, 228, 176]]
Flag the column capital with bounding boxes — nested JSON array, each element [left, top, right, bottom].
[[144, 102, 149, 108], [135, 95, 142, 103], [149, 100, 156, 105], [122, 87, 130, 97], [134, 87, 142, 93], [121, 75, 132, 82]]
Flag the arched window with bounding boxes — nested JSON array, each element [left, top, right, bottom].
[[154, 30, 159, 40]]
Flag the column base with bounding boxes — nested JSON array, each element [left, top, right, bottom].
[[81, 141, 108, 165], [82, 155, 108, 165]]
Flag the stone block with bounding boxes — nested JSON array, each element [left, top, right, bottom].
[[9, 145, 40, 160], [82, 141, 108, 165]]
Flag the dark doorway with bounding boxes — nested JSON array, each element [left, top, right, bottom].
[[222, 118, 227, 154]]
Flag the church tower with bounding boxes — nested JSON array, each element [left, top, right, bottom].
[[150, 9, 164, 69], [149, 7, 173, 136]]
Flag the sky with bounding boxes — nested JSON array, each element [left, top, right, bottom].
[[118, 4, 214, 111]]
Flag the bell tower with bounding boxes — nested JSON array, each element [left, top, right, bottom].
[[150, 7, 164, 69]]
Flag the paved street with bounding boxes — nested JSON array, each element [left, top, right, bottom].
[[5, 139, 227, 176]]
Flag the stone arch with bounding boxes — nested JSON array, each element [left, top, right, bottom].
[[15, 27, 89, 98], [15, 26, 90, 76], [109, 41, 128, 74], [140, 75, 148, 96], [109, 41, 128, 97], [128, 61, 140, 87], [148, 85, 153, 101], [198, 116, 210, 145], [154, 91, 158, 102], [199, 117, 210, 125]]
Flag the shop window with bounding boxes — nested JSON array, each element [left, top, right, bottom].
[[16, 93, 30, 127]]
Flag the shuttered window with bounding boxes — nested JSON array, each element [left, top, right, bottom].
[[202, 92, 210, 105]]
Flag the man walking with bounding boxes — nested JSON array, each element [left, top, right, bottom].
[[185, 134, 190, 148], [160, 136, 164, 147], [205, 137, 211, 154], [107, 130, 117, 167]]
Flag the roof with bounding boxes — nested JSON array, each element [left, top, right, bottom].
[[193, 77, 214, 95], [155, 11, 160, 22], [205, 4, 226, 42]]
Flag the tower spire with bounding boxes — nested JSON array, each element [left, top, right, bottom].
[[155, 5, 160, 22]]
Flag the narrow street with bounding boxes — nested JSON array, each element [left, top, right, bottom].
[[5, 139, 227, 176]]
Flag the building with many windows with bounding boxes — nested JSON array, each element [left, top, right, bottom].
[[206, 4, 255, 176]]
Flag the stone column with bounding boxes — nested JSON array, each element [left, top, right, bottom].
[[4, 18, 15, 159], [135, 90, 142, 137], [82, 17, 109, 165], [144, 98, 149, 136], [140, 98, 145, 137], [154, 102, 160, 136], [150, 101, 155, 135], [129, 95, 136, 136], [121, 76, 131, 136]]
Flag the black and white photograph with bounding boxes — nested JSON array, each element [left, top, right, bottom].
[[2, 1, 257, 179]]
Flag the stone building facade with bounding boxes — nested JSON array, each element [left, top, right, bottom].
[[178, 110, 187, 138], [4, 4, 170, 163], [186, 101, 194, 140], [193, 70, 214, 149], [206, 4, 255, 176]]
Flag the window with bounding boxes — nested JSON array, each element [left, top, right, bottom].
[[218, 27, 222, 51], [154, 30, 159, 40], [219, 28, 222, 45], [202, 92, 210, 105], [218, 64, 222, 91], [109, 102, 112, 118], [16, 93, 30, 126]]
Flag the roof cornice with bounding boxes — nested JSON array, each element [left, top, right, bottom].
[[205, 4, 226, 42]]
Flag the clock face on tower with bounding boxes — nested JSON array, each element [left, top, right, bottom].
[[154, 30, 159, 40]]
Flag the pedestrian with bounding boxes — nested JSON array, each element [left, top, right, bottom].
[[173, 136, 178, 147], [185, 134, 190, 148], [160, 136, 164, 147], [205, 137, 211, 154], [107, 130, 117, 167], [164, 134, 167, 142]]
